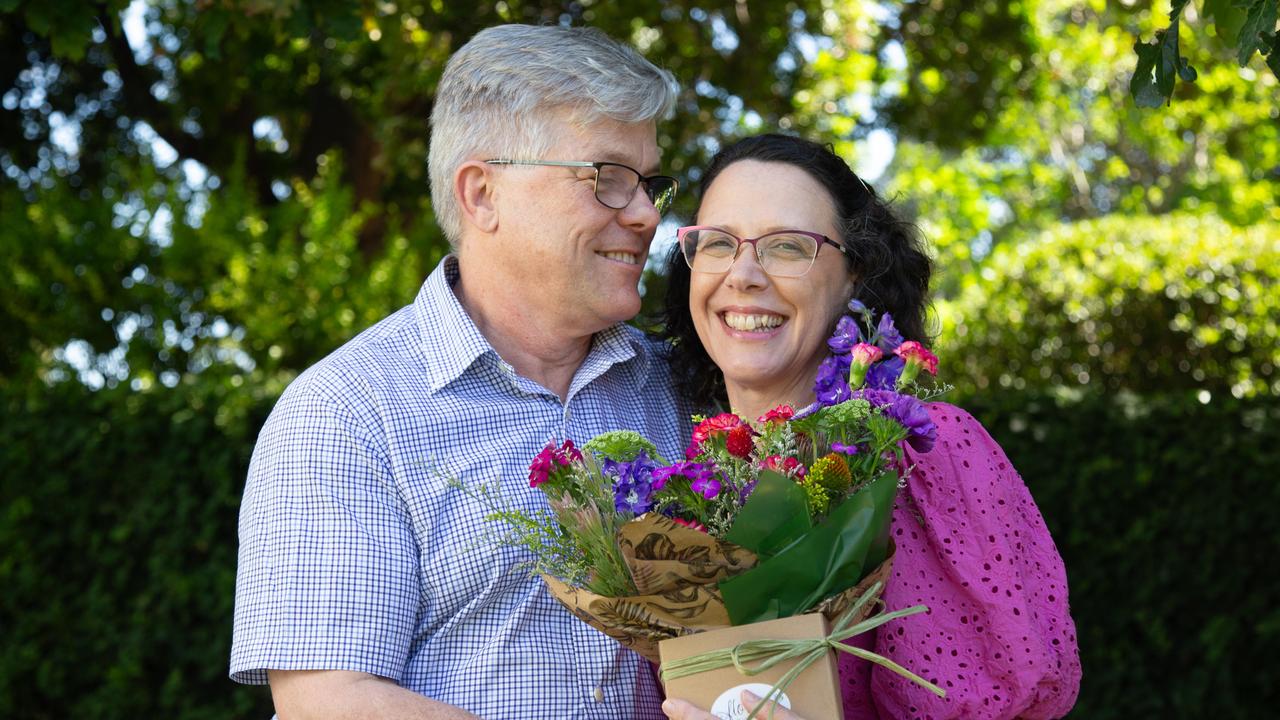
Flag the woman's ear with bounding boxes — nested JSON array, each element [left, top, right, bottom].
[[455, 161, 499, 233]]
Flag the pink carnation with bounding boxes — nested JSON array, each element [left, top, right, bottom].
[[672, 517, 709, 533], [760, 455, 806, 478], [850, 342, 884, 367], [894, 340, 939, 375], [692, 412, 748, 445], [757, 405, 795, 425]]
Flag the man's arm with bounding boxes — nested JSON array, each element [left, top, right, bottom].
[[269, 670, 482, 720]]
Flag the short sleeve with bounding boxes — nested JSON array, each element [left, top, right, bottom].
[[870, 403, 1081, 719], [229, 380, 420, 685]]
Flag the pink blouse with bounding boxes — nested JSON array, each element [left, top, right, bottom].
[[838, 403, 1081, 719]]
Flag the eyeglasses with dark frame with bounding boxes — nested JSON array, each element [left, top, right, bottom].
[[677, 225, 847, 278], [484, 159, 678, 214]]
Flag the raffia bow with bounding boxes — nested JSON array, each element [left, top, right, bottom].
[[659, 582, 946, 720]]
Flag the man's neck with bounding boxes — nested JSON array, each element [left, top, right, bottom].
[[452, 261, 594, 402]]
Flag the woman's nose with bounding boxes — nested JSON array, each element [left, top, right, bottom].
[[723, 242, 769, 290]]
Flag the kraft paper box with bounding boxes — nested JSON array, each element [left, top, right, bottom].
[[658, 613, 844, 720]]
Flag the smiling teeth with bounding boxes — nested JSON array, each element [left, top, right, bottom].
[[724, 312, 784, 331], [600, 251, 639, 265]]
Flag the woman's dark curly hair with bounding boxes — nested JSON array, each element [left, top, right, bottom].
[[660, 133, 933, 410]]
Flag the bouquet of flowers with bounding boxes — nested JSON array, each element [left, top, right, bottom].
[[459, 301, 948, 715]]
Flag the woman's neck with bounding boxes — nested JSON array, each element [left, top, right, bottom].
[[724, 371, 817, 424]]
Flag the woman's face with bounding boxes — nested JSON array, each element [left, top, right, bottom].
[[689, 159, 855, 401]]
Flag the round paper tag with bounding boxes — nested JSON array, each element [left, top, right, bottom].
[[709, 683, 792, 720]]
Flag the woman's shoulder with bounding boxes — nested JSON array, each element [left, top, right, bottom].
[[918, 401, 1004, 457]]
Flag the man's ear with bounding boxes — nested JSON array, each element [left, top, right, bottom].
[[455, 161, 499, 233]]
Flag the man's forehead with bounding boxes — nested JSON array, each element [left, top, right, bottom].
[[553, 115, 660, 171]]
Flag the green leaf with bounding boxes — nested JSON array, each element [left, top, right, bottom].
[[719, 470, 898, 624], [1131, 24, 1189, 109], [1264, 31, 1280, 77], [1237, 0, 1279, 65], [722, 471, 811, 559], [1206, 0, 1248, 39]]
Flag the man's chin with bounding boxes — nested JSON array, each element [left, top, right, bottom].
[[593, 294, 642, 328]]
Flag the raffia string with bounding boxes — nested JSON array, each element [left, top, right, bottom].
[[660, 582, 946, 720]]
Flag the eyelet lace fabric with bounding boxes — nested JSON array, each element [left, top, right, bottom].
[[838, 403, 1082, 719]]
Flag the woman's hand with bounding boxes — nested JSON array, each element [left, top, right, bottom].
[[661, 691, 807, 720]]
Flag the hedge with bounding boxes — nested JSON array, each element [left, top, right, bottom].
[[2, 383, 1277, 718], [0, 382, 273, 719], [961, 390, 1280, 719], [938, 214, 1280, 399]]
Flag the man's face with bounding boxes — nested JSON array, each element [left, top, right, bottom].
[[486, 117, 663, 336]]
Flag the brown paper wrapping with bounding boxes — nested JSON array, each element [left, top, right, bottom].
[[541, 513, 896, 664], [658, 613, 845, 720]]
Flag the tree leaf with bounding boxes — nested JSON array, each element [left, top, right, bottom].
[[1264, 30, 1280, 77], [1237, 0, 1279, 65], [1131, 39, 1167, 108], [1206, 0, 1248, 39]]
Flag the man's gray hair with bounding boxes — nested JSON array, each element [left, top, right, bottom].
[[428, 24, 678, 245]]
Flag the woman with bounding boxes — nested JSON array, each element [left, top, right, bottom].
[[659, 135, 1081, 719]]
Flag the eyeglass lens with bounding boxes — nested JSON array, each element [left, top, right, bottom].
[[683, 229, 820, 277], [595, 164, 676, 213]]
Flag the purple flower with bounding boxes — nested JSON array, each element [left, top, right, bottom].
[[847, 298, 869, 315], [814, 353, 852, 406], [651, 461, 714, 492], [831, 442, 860, 455], [864, 355, 905, 390], [854, 388, 937, 453], [874, 312, 904, 353], [605, 452, 660, 514], [691, 474, 722, 499], [826, 315, 864, 354]]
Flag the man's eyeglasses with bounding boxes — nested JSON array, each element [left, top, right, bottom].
[[677, 225, 846, 278], [485, 159, 678, 214]]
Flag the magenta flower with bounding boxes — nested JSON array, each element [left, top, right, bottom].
[[690, 474, 722, 499], [651, 461, 714, 492], [528, 439, 583, 488]]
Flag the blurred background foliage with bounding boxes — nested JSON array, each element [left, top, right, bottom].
[[1, 0, 1276, 717]]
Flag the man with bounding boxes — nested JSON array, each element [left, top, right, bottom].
[[230, 25, 686, 719]]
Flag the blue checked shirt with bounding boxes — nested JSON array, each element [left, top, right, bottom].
[[231, 257, 690, 718]]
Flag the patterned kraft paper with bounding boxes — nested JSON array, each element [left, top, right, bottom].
[[541, 513, 896, 664]]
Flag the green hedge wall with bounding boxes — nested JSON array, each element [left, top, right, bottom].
[[2, 384, 1277, 717], [961, 390, 1280, 719], [0, 383, 274, 719]]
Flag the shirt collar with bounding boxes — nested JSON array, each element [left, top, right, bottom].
[[415, 256, 495, 393], [415, 256, 654, 394]]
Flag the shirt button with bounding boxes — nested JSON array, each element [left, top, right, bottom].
[[593, 686, 604, 702]]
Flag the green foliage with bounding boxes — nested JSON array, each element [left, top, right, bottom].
[[583, 430, 662, 463], [1131, 0, 1279, 107], [940, 213, 1280, 398], [1, 0, 838, 390], [962, 390, 1280, 719], [1131, 1, 1198, 108], [0, 382, 273, 719], [862, 1, 1279, 294]]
